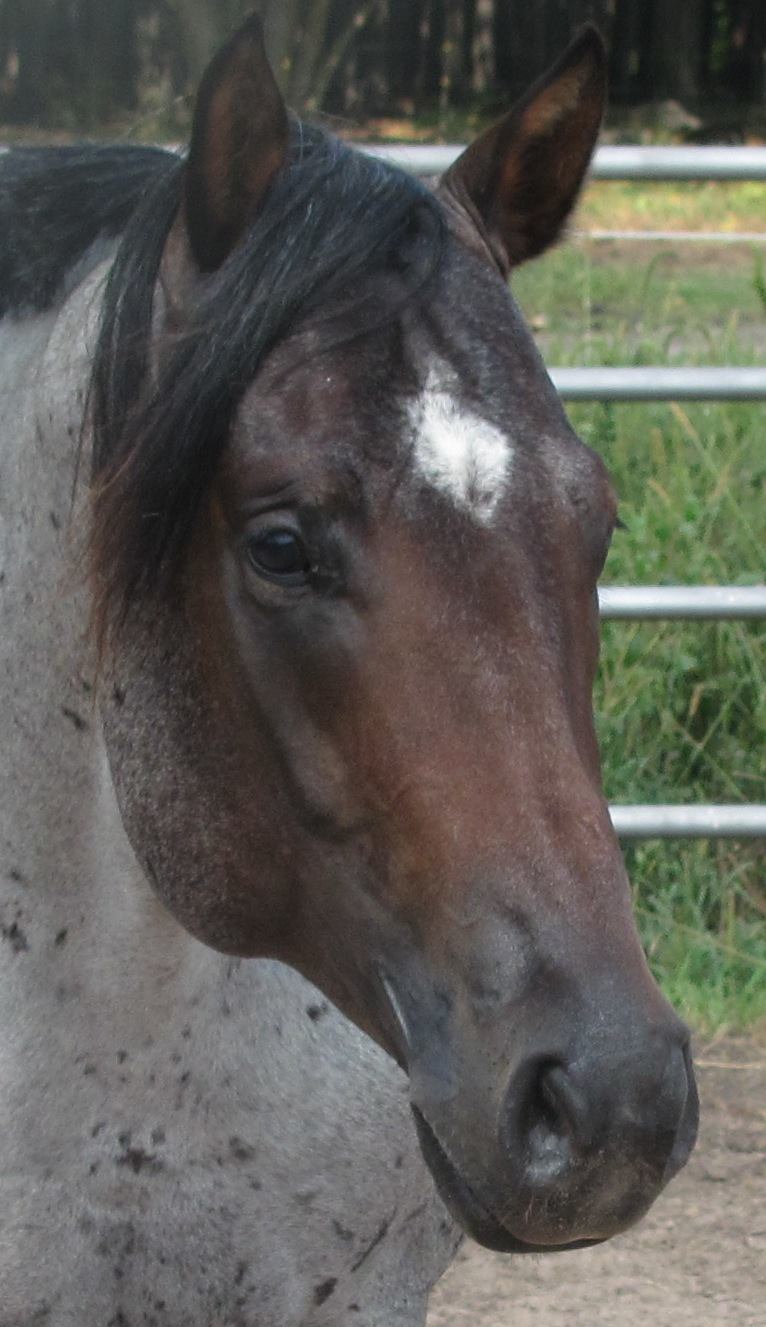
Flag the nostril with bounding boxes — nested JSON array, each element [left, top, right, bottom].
[[512, 1060, 592, 1182], [503, 1034, 698, 1202], [538, 1064, 592, 1148]]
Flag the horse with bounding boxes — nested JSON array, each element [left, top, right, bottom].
[[0, 15, 698, 1326]]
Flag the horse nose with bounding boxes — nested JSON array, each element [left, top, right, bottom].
[[506, 1031, 697, 1190]]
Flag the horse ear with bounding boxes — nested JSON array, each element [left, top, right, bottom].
[[182, 14, 289, 273], [440, 26, 606, 270]]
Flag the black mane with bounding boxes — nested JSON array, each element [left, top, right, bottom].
[[89, 121, 447, 639], [0, 145, 174, 318]]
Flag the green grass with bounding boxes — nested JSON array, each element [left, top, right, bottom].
[[514, 240, 765, 358], [513, 222, 766, 1033], [579, 179, 766, 234]]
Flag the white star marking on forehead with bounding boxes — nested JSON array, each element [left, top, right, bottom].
[[410, 367, 513, 524]]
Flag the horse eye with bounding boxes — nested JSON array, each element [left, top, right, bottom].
[[246, 528, 312, 585]]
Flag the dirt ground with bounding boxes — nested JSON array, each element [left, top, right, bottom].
[[427, 1035, 766, 1327]]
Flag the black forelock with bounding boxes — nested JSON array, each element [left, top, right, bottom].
[[0, 145, 174, 319], [89, 120, 447, 639]]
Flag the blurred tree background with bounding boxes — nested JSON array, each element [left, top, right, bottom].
[[0, 0, 763, 133]]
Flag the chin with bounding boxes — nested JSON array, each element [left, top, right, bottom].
[[412, 1105, 607, 1255]]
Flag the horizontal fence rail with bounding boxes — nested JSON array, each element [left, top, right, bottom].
[[362, 143, 766, 181], [550, 366, 766, 401], [575, 229, 766, 244], [609, 805, 766, 838], [589, 145, 766, 181], [598, 586, 766, 620], [10, 143, 763, 184], [600, 586, 765, 835]]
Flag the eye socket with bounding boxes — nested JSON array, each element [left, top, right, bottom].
[[246, 527, 313, 586]]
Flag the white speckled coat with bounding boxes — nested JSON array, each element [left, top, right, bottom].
[[0, 280, 459, 1326]]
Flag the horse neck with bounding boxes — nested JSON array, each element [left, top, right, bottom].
[[0, 270, 214, 1011], [1, 268, 104, 862]]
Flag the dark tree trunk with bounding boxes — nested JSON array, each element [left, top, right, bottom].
[[423, 0, 446, 102], [494, 0, 549, 99], [610, 0, 653, 103], [167, 0, 220, 86], [387, 0, 427, 102], [440, 0, 469, 110], [4, 0, 54, 121], [647, 0, 705, 103], [259, 0, 309, 95], [78, 0, 140, 124], [461, 0, 476, 87], [470, 0, 494, 95], [727, 0, 766, 103], [289, 0, 334, 106]]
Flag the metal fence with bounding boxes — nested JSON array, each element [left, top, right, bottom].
[[364, 143, 766, 181], [552, 367, 766, 402], [609, 805, 766, 838], [369, 144, 766, 839], [577, 229, 766, 245], [597, 587, 766, 621]]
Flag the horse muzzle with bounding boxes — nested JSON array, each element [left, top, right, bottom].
[[379, 965, 699, 1253], [412, 1031, 697, 1252]]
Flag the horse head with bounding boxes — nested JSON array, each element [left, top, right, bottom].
[[91, 16, 697, 1255]]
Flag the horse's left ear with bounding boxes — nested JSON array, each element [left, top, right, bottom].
[[182, 14, 289, 273], [440, 26, 606, 270]]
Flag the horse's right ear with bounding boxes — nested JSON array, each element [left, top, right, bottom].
[[181, 14, 289, 274]]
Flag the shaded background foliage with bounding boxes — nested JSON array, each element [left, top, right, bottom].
[[0, 0, 764, 132]]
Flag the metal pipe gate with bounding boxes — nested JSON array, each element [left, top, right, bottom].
[[363, 143, 766, 181]]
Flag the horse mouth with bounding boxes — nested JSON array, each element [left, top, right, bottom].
[[411, 1105, 604, 1255]]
